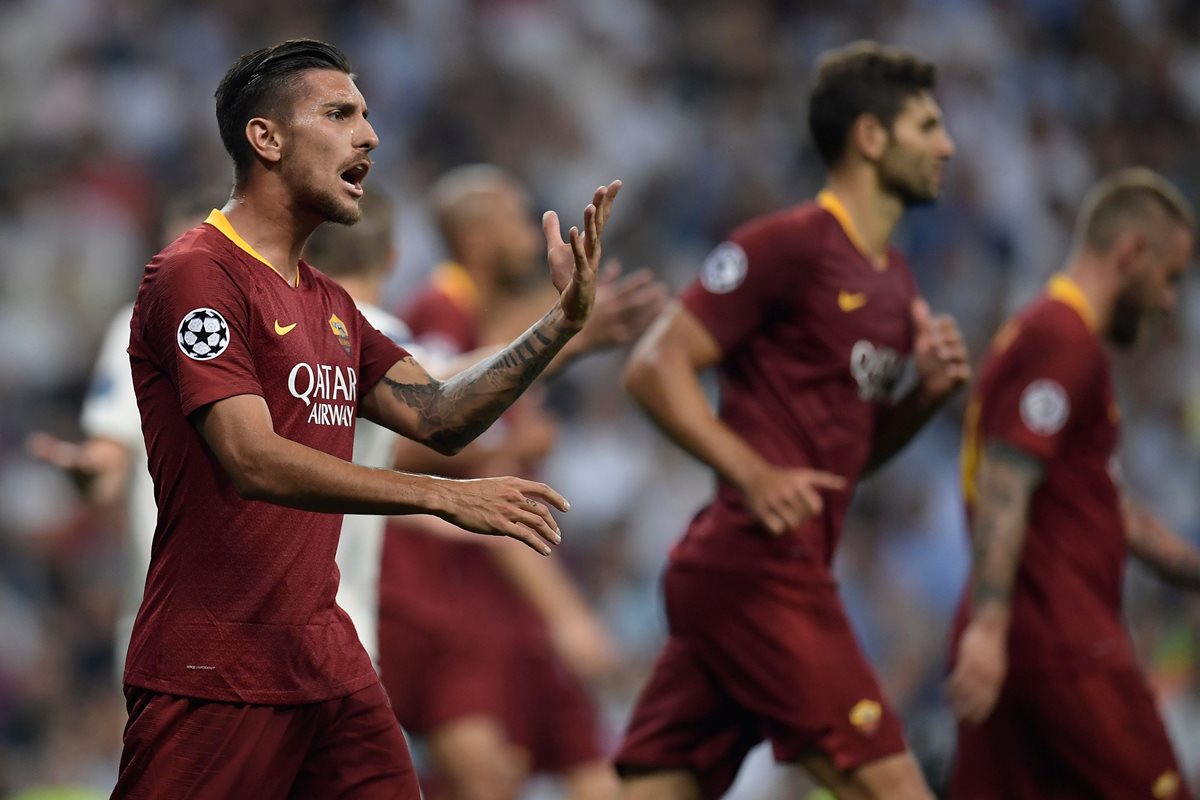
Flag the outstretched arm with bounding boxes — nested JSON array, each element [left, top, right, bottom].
[[359, 182, 620, 455], [947, 443, 1042, 724], [866, 299, 970, 473], [624, 302, 844, 535], [1124, 494, 1200, 590], [194, 393, 566, 555]]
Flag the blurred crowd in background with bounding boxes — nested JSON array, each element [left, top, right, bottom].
[[2, 0, 1200, 797]]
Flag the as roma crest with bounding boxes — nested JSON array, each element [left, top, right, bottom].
[[329, 313, 352, 356]]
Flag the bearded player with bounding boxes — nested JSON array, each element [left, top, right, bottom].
[[112, 39, 619, 799], [614, 41, 968, 800], [947, 169, 1199, 799]]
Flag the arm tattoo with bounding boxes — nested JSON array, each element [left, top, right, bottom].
[[381, 308, 575, 453], [969, 444, 1042, 612]]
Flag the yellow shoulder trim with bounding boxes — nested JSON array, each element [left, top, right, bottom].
[[1046, 273, 1097, 332], [431, 262, 481, 313], [205, 210, 297, 288], [816, 190, 888, 270]]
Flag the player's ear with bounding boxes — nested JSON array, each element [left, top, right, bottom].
[[850, 113, 889, 162], [1112, 227, 1149, 279], [246, 117, 284, 166]]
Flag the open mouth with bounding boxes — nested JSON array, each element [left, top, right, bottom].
[[340, 161, 370, 197]]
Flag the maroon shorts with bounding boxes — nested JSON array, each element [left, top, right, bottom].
[[615, 563, 907, 799], [111, 681, 417, 800], [378, 525, 603, 773], [949, 664, 1190, 800]]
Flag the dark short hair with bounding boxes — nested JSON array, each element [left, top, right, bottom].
[[1077, 167, 1195, 253], [215, 39, 353, 186], [304, 189, 395, 277], [808, 41, 937, 167]]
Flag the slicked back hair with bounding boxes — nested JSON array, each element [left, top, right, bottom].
[[808, 41, 937, 168], [1076, 167, 1196, 255], [215, 39, 353, 187]]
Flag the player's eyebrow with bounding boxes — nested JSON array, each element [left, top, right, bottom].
[[322, 99, 368, 118]]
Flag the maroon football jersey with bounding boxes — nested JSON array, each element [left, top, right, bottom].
[[953, 274, 1129, 671], [673, 192, 919, 582], [125, 211, 409, 704], [401, 263, 482, 360]]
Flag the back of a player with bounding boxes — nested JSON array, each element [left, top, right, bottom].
[[949, 278, 1189, 799]]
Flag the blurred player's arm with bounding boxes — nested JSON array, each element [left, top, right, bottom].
[[624, 302, 844, 535], [488, 546, 619, 681], [1123, 495, 1200, 589], [947, 442, 1042, 724], [361, 184, 617, 455], [26, 433, 132, 506], [547, 262, 667, 373], [194, 393, 565, 555], [865, 299, 970, 473]]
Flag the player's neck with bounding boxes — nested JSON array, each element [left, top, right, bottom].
[[1061, 256, 1116, 335], [221, 189, 321, 286], [822, 173, 903, 260]]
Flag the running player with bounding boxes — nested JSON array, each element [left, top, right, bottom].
[[614, 41, 967, 800], [947, 168, 1198, 799], [112, 39, 619, 799], [381, 164, 664, 800]]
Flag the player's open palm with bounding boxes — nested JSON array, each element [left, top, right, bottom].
[[543, 181, 621, 326], [437, 476, 568, 556], [947, 619, 1008, 724], [746, 466, 846, 536], [912, 298, 971, 401]]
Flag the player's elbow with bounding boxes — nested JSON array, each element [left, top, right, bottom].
[[215, 444, 285, 502], [622, 349, 656, 405]]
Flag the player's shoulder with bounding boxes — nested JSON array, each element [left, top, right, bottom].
[[730, 201, 830, 248], [986, 293, 1103, 381], [1017, 294, 1096, 348], [146, 222, 242, 287]]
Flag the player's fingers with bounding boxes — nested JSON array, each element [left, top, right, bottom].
[[569, 226, 588, 275], [514, 508, 561, 546], [805, 470, 847, 491], [584, 203, 600, 257], [794, 482, 824, 520], [910, 297, 933, 334], [25, 433, 81, 470], [503, 521, 554, 556], [599, 259, 622, 285], [517, 497, 561, 537], [518, 480, 570, 512], [542, 210, 564, 250], [596, 180, 621, 230]]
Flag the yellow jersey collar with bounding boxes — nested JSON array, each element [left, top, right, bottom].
[[817, 190, 887, 270], [205, 209, 297, 288], [1046, 273, 1098, 332]]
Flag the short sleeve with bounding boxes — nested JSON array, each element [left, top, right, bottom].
[[133, 253, 263, 416], [81, 303, 143, 447], [356, 306, 411, 394], [680, 218, 797, 354], [978, 317, 1098, 462]]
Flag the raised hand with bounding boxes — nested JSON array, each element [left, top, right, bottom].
[[743, 465, 846, 535], [574, 260, 669, 352], [912, 298, 971, 402], [435, 475, 569, 555], [542, 181, 622, 326]]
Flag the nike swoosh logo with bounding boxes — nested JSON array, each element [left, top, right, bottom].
[[838, 290, 868, 312], [274, 320, 298, 335]]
